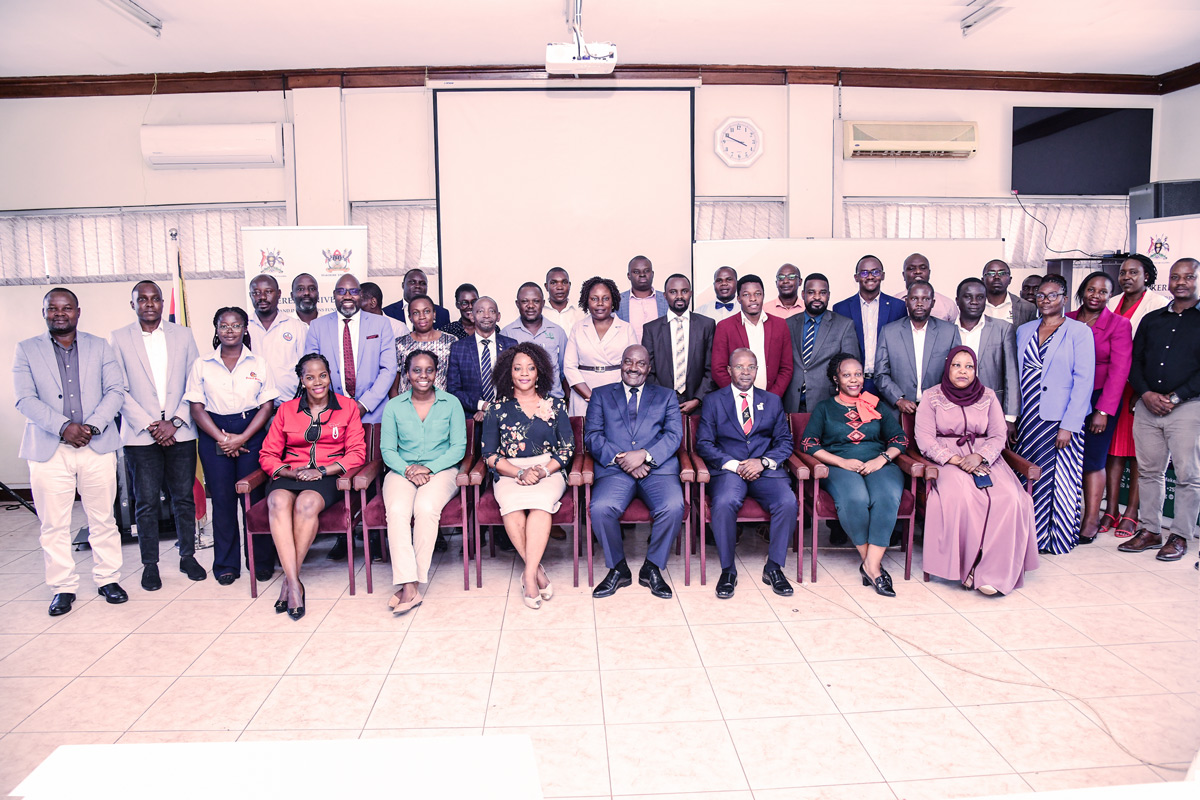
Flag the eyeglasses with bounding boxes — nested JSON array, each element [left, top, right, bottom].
[[217, 323, 244, 332], [1034, 291, 1063, 301], [983, 270, 1010, 278], [776, 274, 800, 282], [857, 269, 883, 278], [333, 288, 361, 297]]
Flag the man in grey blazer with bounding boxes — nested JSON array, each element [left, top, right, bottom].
[[875, 281, 962, 415], [617, 255, 668, 340], [784, 273, 860, 413], [111, 281, 208, 592], [955, 278, 1020, 439], [982, 259, 1038, 329], [642, 273, 715, 416], [14, 288, 127, 616]]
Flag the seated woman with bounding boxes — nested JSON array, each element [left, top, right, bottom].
[[801, 353, 907, 597], [915, 346, 1039, 596], [481, 342, 575, 609], [259, 354, 366, 620], [381, 350, 467, 615]]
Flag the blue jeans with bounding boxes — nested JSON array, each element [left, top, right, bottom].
[[125, 440, 198, 565], [823, 463, 903, 547]]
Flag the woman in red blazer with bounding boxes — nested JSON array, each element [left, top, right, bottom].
[[1067, 272, 1133, 544], [259, 353, 366, 619]]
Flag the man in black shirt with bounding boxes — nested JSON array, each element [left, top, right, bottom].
[[1119, 258, 1200, 565]]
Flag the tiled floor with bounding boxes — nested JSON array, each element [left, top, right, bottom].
[[0, 504, 1196, 799]]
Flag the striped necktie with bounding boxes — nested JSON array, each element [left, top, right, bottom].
[[740, 392, 752, 435], [802, 316, 817, 365], [673, 316, 687, 394], [479, 339, 494, 402]]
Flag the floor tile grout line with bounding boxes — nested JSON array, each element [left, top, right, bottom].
[[477, 554, 515, 732]]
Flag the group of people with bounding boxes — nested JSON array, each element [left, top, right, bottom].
[[14, 251, 1199, 617]]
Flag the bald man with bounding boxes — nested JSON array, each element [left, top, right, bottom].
[[446, 296, 517, 422], [893, 252, 958, 324]]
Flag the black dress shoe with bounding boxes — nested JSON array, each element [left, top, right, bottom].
[[179, 556, 207, 582], [860, 563, 895, 592], [639, 562, 673, 599], [327, 537, 348, 561], [715, 569, 737, 599], [48, 593, 75, 617], [860, 570, 896, 597], [828, 521, 848, 546], [140, 563, 161, 592], [592, 566, 633, 598], [97, 583, 129, 604], [216, 572, 238, 586], [1077, 533, 1097, 545], [255, 566, 275, 582], [762, 567, 794, 597]]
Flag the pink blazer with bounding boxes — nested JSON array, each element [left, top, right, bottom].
[[1067, 306, 1132, 415]]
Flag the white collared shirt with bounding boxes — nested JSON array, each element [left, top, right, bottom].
[[860, 295, 880, 372], [911, 320, 929, 398], [543, 303, 585, 334], [698, 298, 738, 323], [742, 312, 768, 391], [723, 385, 776, 472], [957, 315, 985, 357], [984, 294, 1014, 324], [183, 347, 279, 416], [335, 311, 361, 397], [141, 323, 169, 412], [247, 312, 309, 403]]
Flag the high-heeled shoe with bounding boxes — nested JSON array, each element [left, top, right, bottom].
[[274, 579, 289, 614], [287, 583, 305, 621], [861, 565, 896, 597], [537, 566, 553, 601], [520, 580, 541, 610], [977, 585, 998, 596]]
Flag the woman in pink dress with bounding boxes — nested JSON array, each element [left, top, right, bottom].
[[916, 346, 1039, 596], [562, 277, 638, 417], [1103, 255, 1168, 537]]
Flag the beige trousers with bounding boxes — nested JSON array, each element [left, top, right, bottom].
[[383, 468, 459, 585], [28, 444, 122, 593]]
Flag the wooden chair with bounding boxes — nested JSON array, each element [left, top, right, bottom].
[[469, 416, 587, 587], [901, 412, 1043, 581], [686, 414, 810, 585], [354, 419, 477, 592], [236, 423, 378, 599], [581, 432, 695, 588], [789, 412, 933, 583]]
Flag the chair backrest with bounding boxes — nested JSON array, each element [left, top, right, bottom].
[[569, 415, 584, 452], [788, 412, 811, 446], [364, 422, 382, 462], [463, 417, 475, 458], [898, 411, 922, 457], [687, 414, 699, 451]]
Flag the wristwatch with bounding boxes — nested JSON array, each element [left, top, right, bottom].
[[86, 425, 100, 436], [1095, 411, 1107, 418], [1168, 392, 1181, 405], [316, 466, 327, 476], [760, 457, 772, 470], [170, 416, 184, 429]]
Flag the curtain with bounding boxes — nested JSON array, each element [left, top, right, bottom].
[[349, 202, 439, 276], [694, 199, 786, 241]]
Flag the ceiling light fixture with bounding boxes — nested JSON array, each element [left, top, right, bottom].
[[960, 0, 1009, 37], [97, 0, 163, 38]]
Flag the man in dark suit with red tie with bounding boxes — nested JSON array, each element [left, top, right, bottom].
[[696, 349, 797, 599], [711, 274, 793, 397]]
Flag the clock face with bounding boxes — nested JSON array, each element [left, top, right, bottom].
[[716, 117, 762, 167]]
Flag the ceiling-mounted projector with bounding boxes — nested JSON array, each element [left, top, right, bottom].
[[546, 42, 617, 74]]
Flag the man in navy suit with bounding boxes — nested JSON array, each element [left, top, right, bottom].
[[832, 255, 908, 394], [585, 345, 685, 599], [383, 268, 451, 329], [446, 296, 517, 422], [696, 349, 797, 599], [303, 273, 398, 425]]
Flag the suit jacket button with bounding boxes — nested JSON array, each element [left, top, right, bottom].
[[632, 441, 637, 446], [1043, 387, 1048, 391]]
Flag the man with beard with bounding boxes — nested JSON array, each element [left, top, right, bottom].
[[955, 277, 1019, 438], [249, 273, 309, 402], [784, 273, 859, 413], [833, 255, 908, 395], [875, 281, 962, 415], [641, 273, 715, 416], [290, 273, 320, 326]]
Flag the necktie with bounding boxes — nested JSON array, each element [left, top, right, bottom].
[[479, 339, 494, 402], [628, 386, 639, 428], [342, 319, 356, 398], [716, 302, 734, 311], [672, 317, 687, 394], [740, 392, 752, 435], [802, 316, 817, 365]]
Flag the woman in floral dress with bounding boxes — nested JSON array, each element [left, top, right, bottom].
[[481, 342, 575, 609]]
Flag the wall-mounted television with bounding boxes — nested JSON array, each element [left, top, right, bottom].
[[1011, 107, 1152, 196]]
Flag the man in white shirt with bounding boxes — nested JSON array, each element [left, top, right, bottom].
[[981, 259, 1038, 329], [956, 277, 1020, 436], [543, 267, 586, 334], [617, 255, 668, 340], [893, 252, 958, 324], [290, 272, 320, 326], [875, 281, 962, 415], [248, 274, 310, 404], [697, 266, 739, 323]]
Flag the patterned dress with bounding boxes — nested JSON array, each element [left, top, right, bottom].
[[481, 396, 575, 515], [395, 332, 458, 392], [1017, 331, 1085, 554]]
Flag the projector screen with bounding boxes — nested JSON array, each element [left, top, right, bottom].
[[434, 88, 693, 321]]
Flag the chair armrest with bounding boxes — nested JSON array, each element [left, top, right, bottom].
[[351, 459, 383, 491], [455, 453, 475, 488], [783, 453, 810, 481], [794, 452, 830, 479], [677, 448, 695, 483], [893, 453, 925, 479], [567, 451, 584, 487], [468, 458, 487, 486], [582, 453, 595, 485], [236, 469, 269, 494], [1001, 448, 1041, 481], [336, 461, 370, 492], [692, 453, 711, 484]]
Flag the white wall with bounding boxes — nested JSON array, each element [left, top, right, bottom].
[[1157, 83, 1200, 182]]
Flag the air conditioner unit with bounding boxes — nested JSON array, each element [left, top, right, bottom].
[[843, 121, 978, 159], [139, 123, 284, 169]]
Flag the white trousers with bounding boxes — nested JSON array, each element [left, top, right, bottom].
[[28, 444, 122, 593], [382, 468, 459, 585]]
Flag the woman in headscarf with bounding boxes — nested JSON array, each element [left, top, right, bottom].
[[915, 346, 1039, 596]]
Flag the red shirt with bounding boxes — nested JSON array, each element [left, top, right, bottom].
[[259, 393, 367, 477]]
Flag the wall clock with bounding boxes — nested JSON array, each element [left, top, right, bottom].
[[715, 117, 763, 167]]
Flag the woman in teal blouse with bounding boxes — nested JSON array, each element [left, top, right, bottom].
[[800, 353, 907, 597], [481, 342, 574, 610], [381, 350, 467, 614]]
